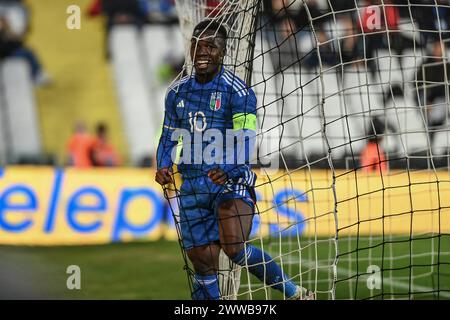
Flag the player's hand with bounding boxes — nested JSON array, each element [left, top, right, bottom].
[[208, 168, 228, 185], [155, 167, 174, 186]]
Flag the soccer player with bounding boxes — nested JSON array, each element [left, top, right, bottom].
[[155, 20, 314, 300]]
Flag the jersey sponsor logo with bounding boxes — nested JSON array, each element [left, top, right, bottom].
[[177, 100, 185, 108], [209, 92, 222, 111]]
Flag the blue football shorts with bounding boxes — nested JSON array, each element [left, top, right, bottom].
[[177, 175, 256, 250]]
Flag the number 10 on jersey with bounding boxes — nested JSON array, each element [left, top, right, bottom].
[[188, 111, 207, 132]]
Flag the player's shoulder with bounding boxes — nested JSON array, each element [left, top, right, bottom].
[[220, 69, 254, 98], [166, 74, 193, 99]]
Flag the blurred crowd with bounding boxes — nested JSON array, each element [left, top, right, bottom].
[[263, 0, 450, 172], [1, 0, 449, 170], [87, 0, 178, 59], [67, 121, 121, 168], [87, 0, 177, 24], [0, 0, 50, 85], [265, 0, 449, 70]]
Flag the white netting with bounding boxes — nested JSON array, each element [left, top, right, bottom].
[[172, 0, 450, 300]]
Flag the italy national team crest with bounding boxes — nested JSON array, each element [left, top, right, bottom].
[[210, 92, 222, 111]]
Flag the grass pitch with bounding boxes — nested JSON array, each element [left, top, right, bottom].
[[0, 236, 449, 300], [0, 241, 189, 299]]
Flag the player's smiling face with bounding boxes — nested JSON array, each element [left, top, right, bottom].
[[190, 29, 225, 83]]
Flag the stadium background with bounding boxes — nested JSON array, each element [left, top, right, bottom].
[[0, 0, 190, 299], [1, 0, 450, 299]]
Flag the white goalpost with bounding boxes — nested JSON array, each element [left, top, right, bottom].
[[173, 0, 260, 300]]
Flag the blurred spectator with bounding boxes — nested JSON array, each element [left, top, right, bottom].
[[90, 0, 176, 23], [67, 122, 96, 168], [360, 117, 388, 173], [0, 0, 28, 38], [88, 0, 149, 59], [416, 41, 450, 144], [356, 0, 386, 76], [384, 0, 416, 76], [0, 15, 50, 85], [267, 0, 337, 69], [294, 0, 327, 35], [344, 0, 406, 76], [384, 0, 400, 31], [87, 0, 103, 17], [205, 0, 223, 18], [339, 12, 360, 65], [264, 0, 300, 71], [383, 0, 401, 47], [433, 0, 450, 42], [102, 0, 148, 27], [146, 0, 177, 23], [411, 0, 450, 47], [300, 1, 339, 68], [270, 0, 300, 32], [328, 0, 356, 12], [92, 122, 121, 166]]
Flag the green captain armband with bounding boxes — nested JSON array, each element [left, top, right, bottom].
[[233, 113, 257, 131]]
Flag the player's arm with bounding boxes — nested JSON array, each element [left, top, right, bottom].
[[155, 91, 179, 186], [209, 87, 257, 185]]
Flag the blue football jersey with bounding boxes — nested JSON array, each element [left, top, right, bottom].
[[157, 67, 257, 183]]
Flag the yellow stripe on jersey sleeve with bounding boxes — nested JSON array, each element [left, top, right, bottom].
[[232, 113, 256, 131]]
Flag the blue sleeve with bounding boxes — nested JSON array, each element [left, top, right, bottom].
[[222, 88, 257, 184], [138, 0, 150, 15], [156, 90, 179, 170], [231, 86, 257, 115]]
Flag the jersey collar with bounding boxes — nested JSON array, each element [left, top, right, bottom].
[[193, 66, 225, 88]]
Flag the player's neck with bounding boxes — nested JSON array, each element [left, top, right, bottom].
[[195, 66, 222, 84]]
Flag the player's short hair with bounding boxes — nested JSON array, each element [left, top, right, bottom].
[[192, 20, 228, 43]]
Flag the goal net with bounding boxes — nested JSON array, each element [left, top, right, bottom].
[[169, 0, 450, 299]]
